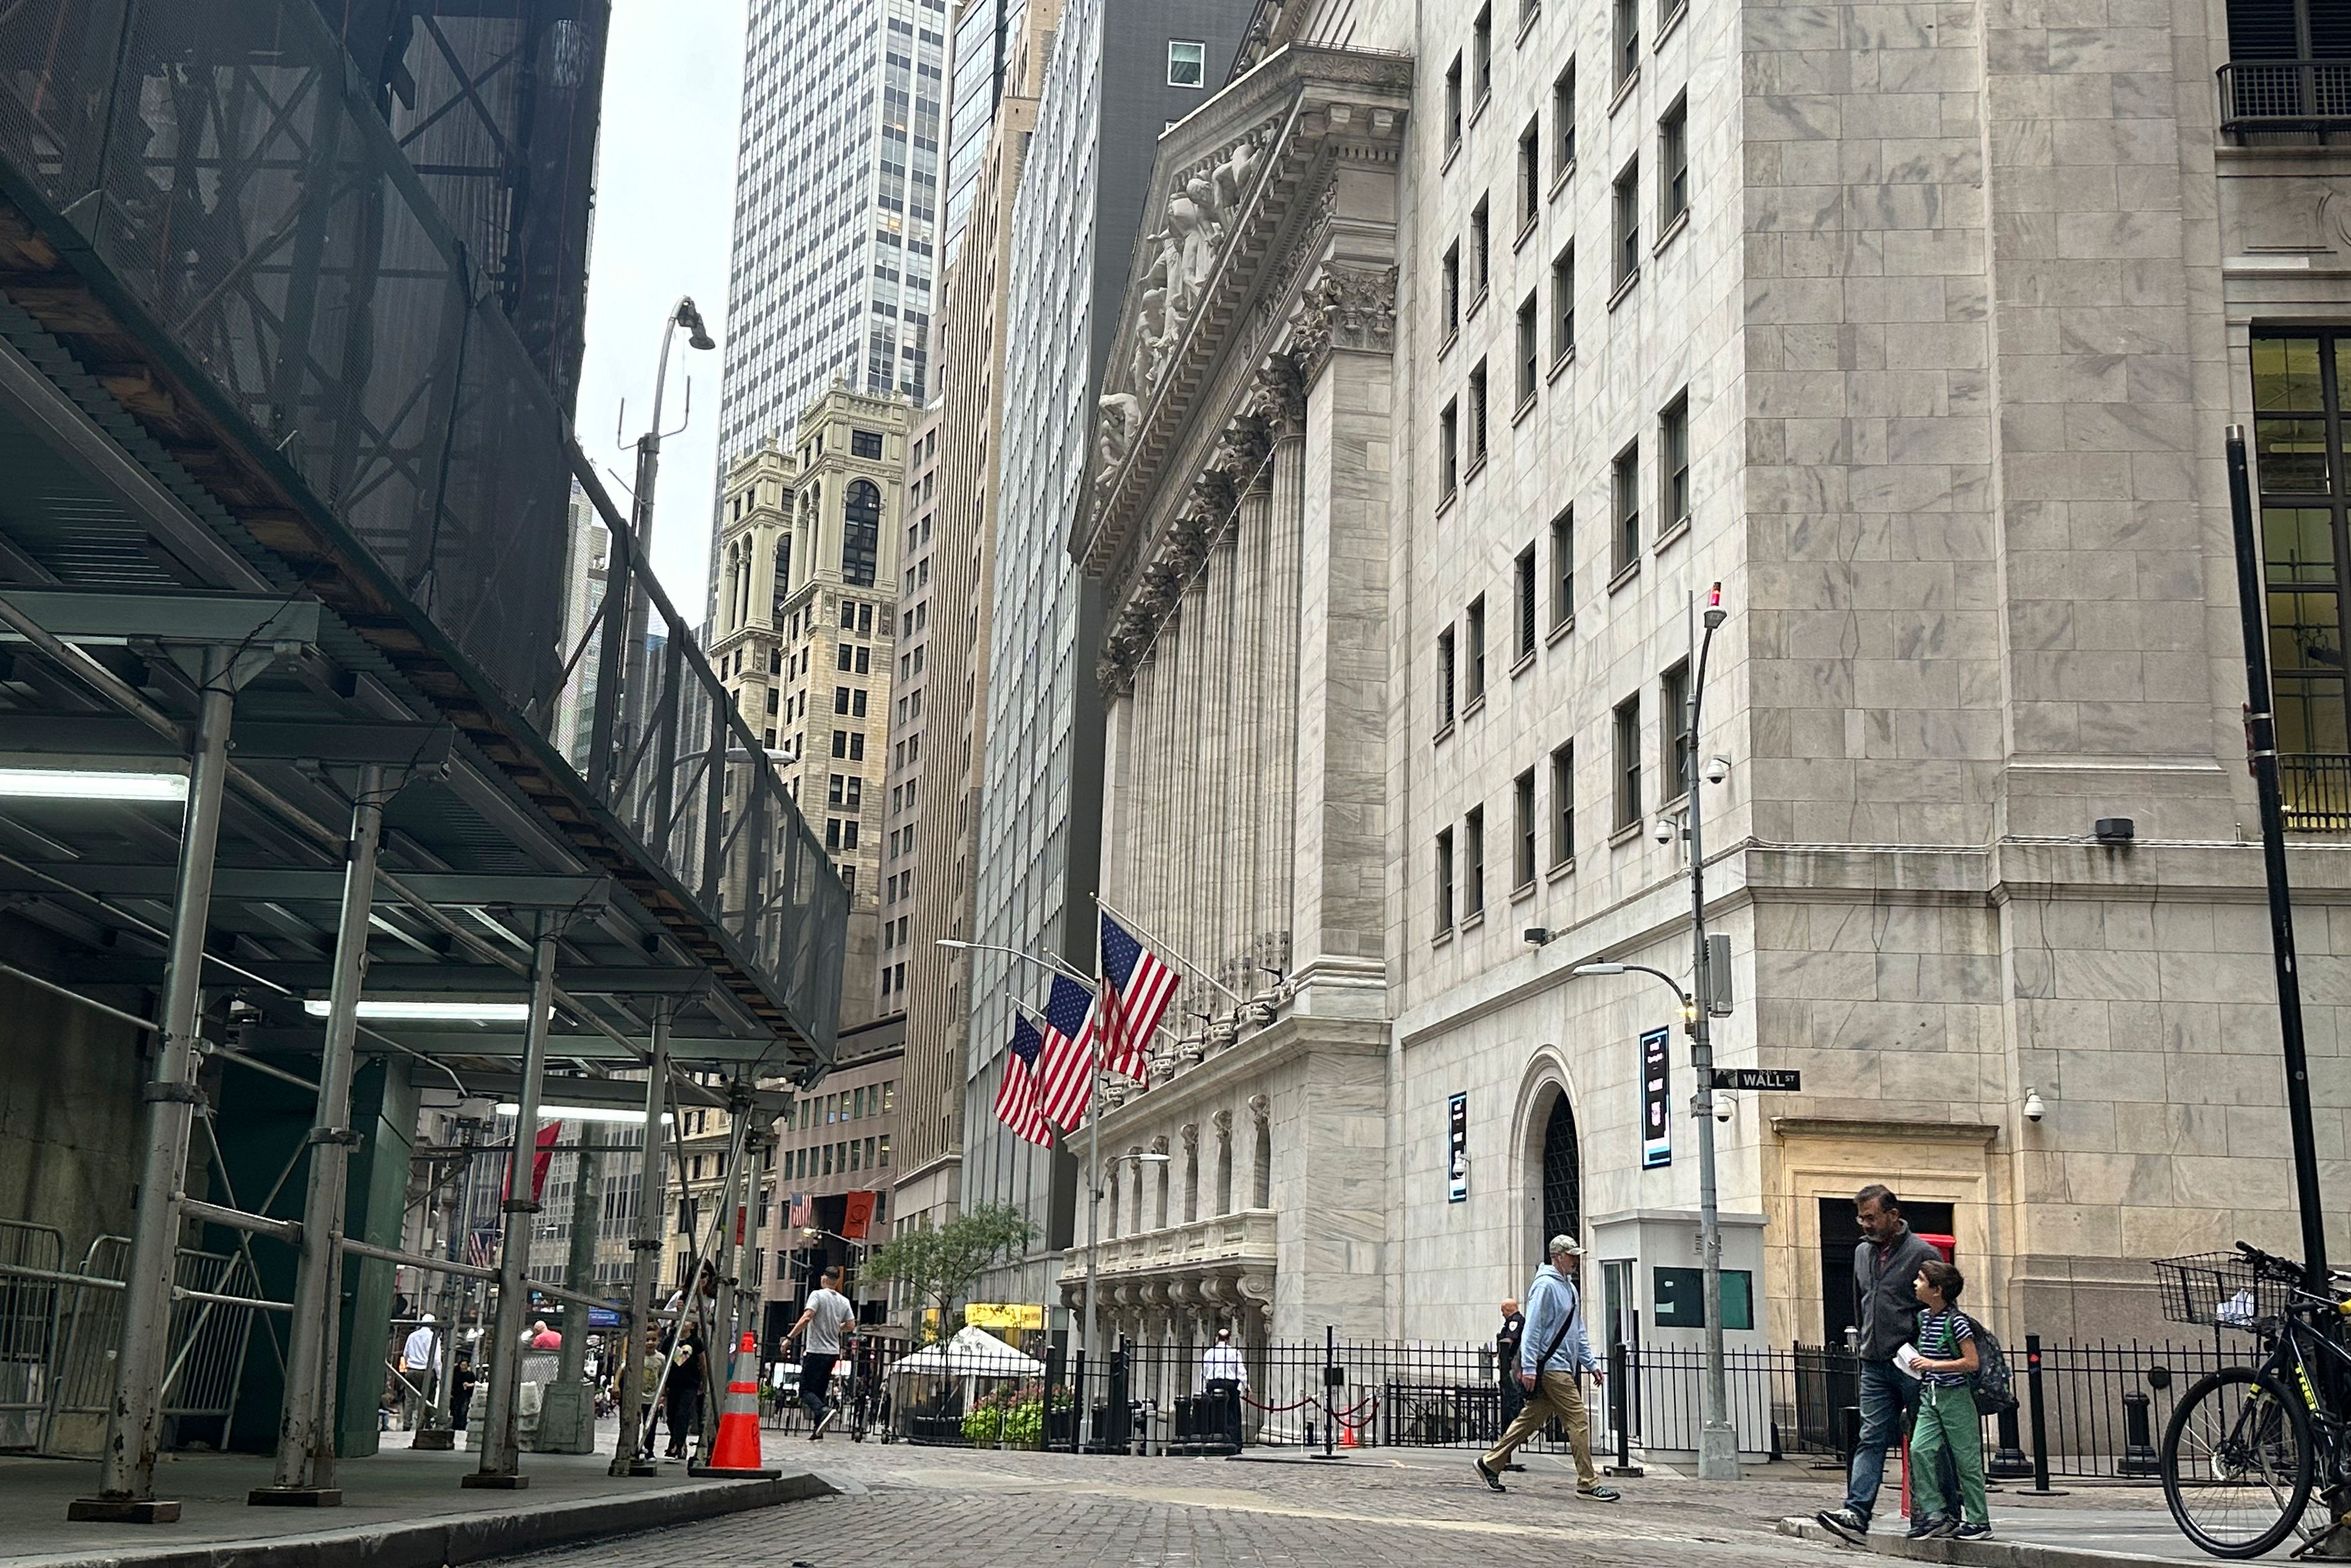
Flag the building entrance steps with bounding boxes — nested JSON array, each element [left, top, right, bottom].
[[0, 1441, 829, 1568]]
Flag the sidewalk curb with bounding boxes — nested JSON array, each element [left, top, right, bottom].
[[1779, 1516, 2177, 1568], [15, 1472, 835, 1568]]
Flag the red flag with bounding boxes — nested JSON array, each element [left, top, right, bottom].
[[842, 1190, 877, 1240], [504, 1119, 563, 1202], [530, 1120, 561, 1202]]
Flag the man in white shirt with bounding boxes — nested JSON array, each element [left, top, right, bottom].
[[786, 1266, 857, 1439], [399, 1314, 438, 1428], [1201, 1326, 1248, 1450]]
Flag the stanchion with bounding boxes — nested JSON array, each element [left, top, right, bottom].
[[1988, 1402, 2033, 1479], [1313, 1326, 1341, 1460]]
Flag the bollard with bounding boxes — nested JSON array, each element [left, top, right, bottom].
[[2120, 1390, 2160, 1477], [1605, 1340, 1644, 1477], [1989, 1401, 2033, 1479], [2018, 1334, 2068, 1497], [1069, 1348, 1086, 1454]]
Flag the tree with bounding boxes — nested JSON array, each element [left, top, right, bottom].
[[861, 1204, 1037, 1342]]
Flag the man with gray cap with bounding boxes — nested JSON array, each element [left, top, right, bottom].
[[1475, 1235, 1619, 1499]]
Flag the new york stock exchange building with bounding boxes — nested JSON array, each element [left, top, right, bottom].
[[1054, 0, 2351, 1427]]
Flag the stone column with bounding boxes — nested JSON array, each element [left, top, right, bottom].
[[1258, 359, 1308, 996], [1228, 451, 1272, 1017], [1177, 566, 1209, 1056], [1102, 663, 1140, 912], [1144, 637, 1175, 1001], [1200, 531, 1237, 1019], [1285, 269, 1395, 1016]]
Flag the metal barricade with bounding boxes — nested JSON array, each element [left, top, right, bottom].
[[160, 1248, 264, 1444], [0, 1220, 66, 1450], [45, 1236, 129, 1457]]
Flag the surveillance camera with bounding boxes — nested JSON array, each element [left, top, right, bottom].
[[1713, 1095, 1734, 1124], [1703, 756, 1730, 786], [1652, 816, 1676, 846], [2023, 1089, 2046, 1123]]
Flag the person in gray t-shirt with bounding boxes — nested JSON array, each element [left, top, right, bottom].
[[787, 1266, 857, 1438]]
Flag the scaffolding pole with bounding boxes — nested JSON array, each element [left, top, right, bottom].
[[252, 762, 384, 1506], [71, 645, 235, 1525], [610, 1000, 670, 1476], [465, 920, 559, 1489]]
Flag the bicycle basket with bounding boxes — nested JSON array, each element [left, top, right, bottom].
[[2151, 1253, 2300, 1330]]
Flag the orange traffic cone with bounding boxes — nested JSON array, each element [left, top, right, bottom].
[[1340, 1414, 1359, 1449], [690, 1334, 779, 1477]]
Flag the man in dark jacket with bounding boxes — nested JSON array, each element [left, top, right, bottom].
[[1817, 1184, 1941, 1545]]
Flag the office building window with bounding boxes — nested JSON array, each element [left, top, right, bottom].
[[850, 429, 884, 459], [1468, 360, 1490, 467], [1550, 508, 1573, 628], [1515, 544, 1538, 659], [1553, 58, 1577, 173], [1613, 441, 1640, 572], [1445, 54, 1464, 151], [1441, 399, 1460, 500], [1550, 741, 1576, 866], [1613, 694, 1641, 828], [2252, 333, 2351, 771], [1660, 96, 1689, 231], [1463, 806, 1486, 917], [1437, 626, 1458, 730], [1474, 5, 1493, 102], [842, 480, 882, 587], [1518, 118, 1542, 229], [1435, 827, 1456, 934], [1661, 390, 1691, 530], [1662, 658, 1693, 802], [1517, 294, 1540, 405], [1466, 595, 1488, 702], [1551, 242, 1575, 362], [1614, 0, 1640, 85], [1443, 242, 1461, 340], [1613, 157, 1640, 289], [1168, 40, 1206, 86], [1513, 769, 1538, 890]]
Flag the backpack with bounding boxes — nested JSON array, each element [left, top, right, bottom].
[[1964, 1315, 2017, 1416]]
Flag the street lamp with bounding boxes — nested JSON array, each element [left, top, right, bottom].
[[616, 297, 716, 778], [1562, 582, 1738, 1483]]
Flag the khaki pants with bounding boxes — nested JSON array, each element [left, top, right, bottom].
[[1483, 1368, 1597, 1485]]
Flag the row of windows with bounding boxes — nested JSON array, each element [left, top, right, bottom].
[[1434, 392, 1692, 735], [780, 1136, 890, 1180], [1431, 660, 1693, 936], [787, 1079, 894, 1129]]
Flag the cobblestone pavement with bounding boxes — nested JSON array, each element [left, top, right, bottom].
[[505, 1439, 1876, 1567]]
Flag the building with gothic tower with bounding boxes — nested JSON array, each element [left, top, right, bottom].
[[1064, 0, 2351, 1417], [713, 387, 910, 1032]]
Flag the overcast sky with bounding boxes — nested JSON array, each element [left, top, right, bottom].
[[573, 0, 748, 625]]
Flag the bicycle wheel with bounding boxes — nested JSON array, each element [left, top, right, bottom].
[[2161, 1367, 2314, 1558]]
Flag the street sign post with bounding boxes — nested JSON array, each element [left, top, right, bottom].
[[1710, 1068, 1801, 1093]]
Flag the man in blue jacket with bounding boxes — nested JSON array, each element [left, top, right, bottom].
[[1474, 1236, 1621, 1499]]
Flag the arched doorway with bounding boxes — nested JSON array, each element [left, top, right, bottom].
[[1540, 1091, 1582, 1248]]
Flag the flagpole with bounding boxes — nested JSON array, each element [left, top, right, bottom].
[[1082, 919, 1109, 1448], [1091, 891, 1247, 1005]]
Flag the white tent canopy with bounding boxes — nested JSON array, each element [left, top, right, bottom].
[[888, 1325, 1045, 1378]]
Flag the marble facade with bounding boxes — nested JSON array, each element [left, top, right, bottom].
[[1064, 0, 2351, 1356]]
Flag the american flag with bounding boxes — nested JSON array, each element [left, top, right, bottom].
[[1034, 974, 1097, 1130], [465, 1227, 498, 1268], [1098, 913, 1171, 1083], [788, 1193, 812, 1231], [991, 1017, 1052, 1146]]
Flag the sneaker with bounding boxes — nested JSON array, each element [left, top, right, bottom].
[[1474, 1457, 1507, 1493], [1952, 1523, 1993, 1541], [814, 1407, 840, 1439], [1816, 1508, 1870, 1546], [1905, 1517, 1951, 1540], [1578, 1483, 1622, 1502]]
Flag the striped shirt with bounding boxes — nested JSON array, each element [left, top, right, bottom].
[[1917, 1308, 1973, 1388]]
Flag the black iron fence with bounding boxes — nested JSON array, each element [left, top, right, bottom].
[[854, 1329, 2237, 1484]]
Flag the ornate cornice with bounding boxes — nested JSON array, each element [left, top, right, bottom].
[[1290, 263, 1398, 384], [1077, 43, 1412, 615]]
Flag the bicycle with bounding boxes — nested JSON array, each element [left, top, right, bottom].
[[2153, 1242, 2351, 1558]]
